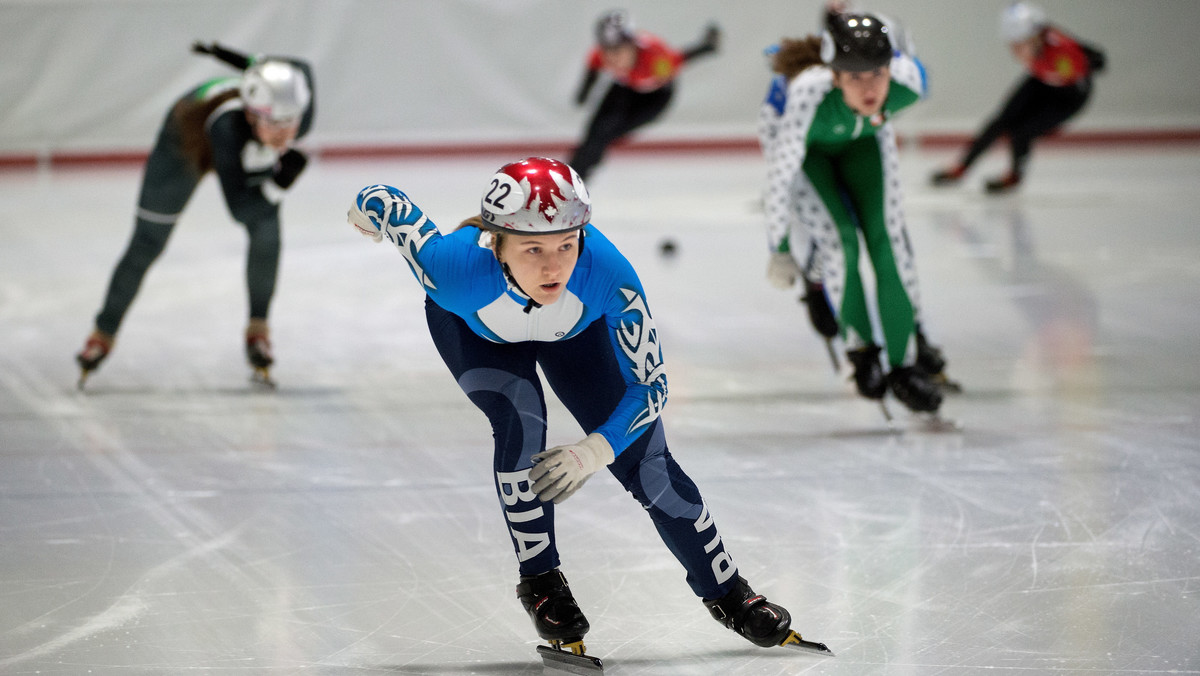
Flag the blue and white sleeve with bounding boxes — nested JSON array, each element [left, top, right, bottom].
[[588, 240, 668, 455]]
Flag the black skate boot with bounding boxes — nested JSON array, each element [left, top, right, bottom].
[[915, 327, 962, 393], [245, 321, 275, 388], [704, 577, 792, 647], [914, 327, 945, 377], [930, 165, 965, 187], [985, 171, 1021, 194], [517, 569, 591, 643], [75, 330, 114, 389], [705, 577, 835, 656], [519, 569, 603, 671], [846, 344, 886, 400], [801, 279, 838, 339], [801, 279, 841, 372], [887, 365, 943, 413]]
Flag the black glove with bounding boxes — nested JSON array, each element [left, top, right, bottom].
[[273, 149, 308, 189], [682, 23, 721, 61], [701, 23, 721, 51]]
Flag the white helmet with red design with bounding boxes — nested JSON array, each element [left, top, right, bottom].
[[479, 158, 592, 234]]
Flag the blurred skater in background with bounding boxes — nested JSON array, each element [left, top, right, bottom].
[[568, 9, 720, 181], [75, 42, 315, 388], [930, 1, 1105, 194], [759, 3, 952, 416]]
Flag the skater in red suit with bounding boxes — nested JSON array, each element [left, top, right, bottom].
[[568, 9, 720, 180], [930, 2, 1105, 194]]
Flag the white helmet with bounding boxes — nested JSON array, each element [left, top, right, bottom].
[[239, 60, 310, 123], [480, 158, 592, 234], [1000, 2, 1046, 43]]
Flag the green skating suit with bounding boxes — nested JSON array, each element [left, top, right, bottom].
[[760, 53, 927, 367]]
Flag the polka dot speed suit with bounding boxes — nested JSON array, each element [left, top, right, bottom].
[[760, 54, 928, 367]]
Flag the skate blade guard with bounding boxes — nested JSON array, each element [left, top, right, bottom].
[[779, 629, 835, 657], [537, 638, 603, 674]]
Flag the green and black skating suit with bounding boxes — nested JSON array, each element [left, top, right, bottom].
[[760, 53, 926, 368], [92, 58, 315, 337]]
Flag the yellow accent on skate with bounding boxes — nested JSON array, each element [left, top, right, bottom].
[[551, 638, 588, 656]]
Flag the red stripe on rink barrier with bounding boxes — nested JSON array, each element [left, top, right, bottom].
[[5, 129, 1200, 169]]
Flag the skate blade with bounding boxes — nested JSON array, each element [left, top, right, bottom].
[[916, 413, 963, 433], [932, 374, 963, 394], [824, 338, 840, 373], [879, 400, 895, 425], [77, 370, 91, 391], [779, 629, 835, 657], [250, 367, 277, 389], [537, 644, 603, 674]]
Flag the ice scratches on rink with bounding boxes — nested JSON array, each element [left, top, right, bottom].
[[1, 148, 1198, 675]]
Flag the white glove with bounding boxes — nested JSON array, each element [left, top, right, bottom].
[[529, 433, 614, 504], [767, 250, 802, 289], [347, 204, 383, 243]]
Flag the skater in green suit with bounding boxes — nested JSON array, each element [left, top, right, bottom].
[[759, 6, 945, 413], [75, 42, 315, 388]]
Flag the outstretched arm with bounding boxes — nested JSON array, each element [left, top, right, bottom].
[[192, 41, 254, 70], [348, 184, 447, 293], [574, 67, 599, 105], [682, 22, 721, 62]]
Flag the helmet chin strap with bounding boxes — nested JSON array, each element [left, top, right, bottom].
[[498, 262, 542, 314]]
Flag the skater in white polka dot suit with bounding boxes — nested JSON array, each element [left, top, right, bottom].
[[759, 5, 948, 414]]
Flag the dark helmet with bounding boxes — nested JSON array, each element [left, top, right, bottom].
[[821, 12, 893, 72], [595, 9, 635, 48]]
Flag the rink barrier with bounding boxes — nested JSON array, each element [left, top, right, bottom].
[[4, 129, 1200, 170]]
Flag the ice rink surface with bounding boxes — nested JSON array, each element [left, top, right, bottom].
[[2, 146, 1198, 675]]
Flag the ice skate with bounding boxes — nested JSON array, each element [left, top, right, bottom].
[[885, 366, 963, 432], [915, 328, 962, 393], [984, 172, 1021, 194], [517, 569, 602, 673], [846, 344, 885, 399], [887, 365, 943, 413], [703, 576, 834, 657], [75, 330, 114, 390], [245, 321, 276, 389], [800, 279, 839, 372], [847, 344, 892, 421], [930, 165, 965, 187]]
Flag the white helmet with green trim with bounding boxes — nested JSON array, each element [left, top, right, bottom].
[[239, 60, 310, 123]]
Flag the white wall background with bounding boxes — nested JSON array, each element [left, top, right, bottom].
[[3, 0, 1199, 156]]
